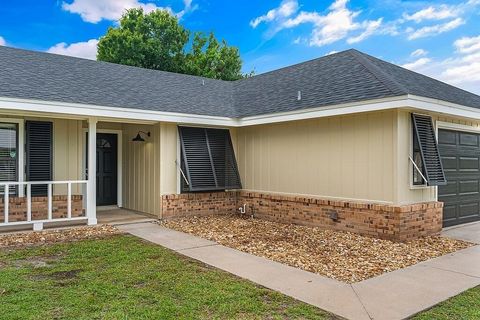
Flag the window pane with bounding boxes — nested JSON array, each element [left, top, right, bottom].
[[412, 122, 425, 185], [0, 123, 18, 195]]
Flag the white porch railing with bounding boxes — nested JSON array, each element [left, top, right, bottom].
[[0, 180, 88, 230]]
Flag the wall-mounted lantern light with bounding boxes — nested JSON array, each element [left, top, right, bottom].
[[132, 131, 151, 142]]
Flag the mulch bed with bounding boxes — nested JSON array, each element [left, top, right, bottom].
[[0, 225, 121, 248], [161, 215, 473, 283]]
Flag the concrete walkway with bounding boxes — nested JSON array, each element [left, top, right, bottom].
[[442, 221, 480, 244], [118, 222, 480, 320], [97, 209, 156, 225]]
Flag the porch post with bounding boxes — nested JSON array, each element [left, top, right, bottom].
[[87, 117, 97, 225]]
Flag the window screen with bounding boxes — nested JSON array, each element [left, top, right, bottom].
[[411, 114, 447, 186], [0, 123, 18, 196], [179, 126, 242, 192]]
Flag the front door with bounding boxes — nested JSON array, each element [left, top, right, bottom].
[[87, 133, 118, 206]]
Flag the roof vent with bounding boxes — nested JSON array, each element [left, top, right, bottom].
[[297, 90, 302, 101], [202, 79, 205, 86]]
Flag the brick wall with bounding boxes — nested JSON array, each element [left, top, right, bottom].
[[238, 191, 443, 242], [0, 195, 84, 222], [161, 192, 238, 219], [161, 191, 443, 242]]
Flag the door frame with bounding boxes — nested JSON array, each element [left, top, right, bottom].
[[82, 128, 123, 208]]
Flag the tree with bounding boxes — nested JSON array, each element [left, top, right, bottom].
[[184, 32, 243, 81], [97, 8, 249, 80], [97, 9, 189, 73]]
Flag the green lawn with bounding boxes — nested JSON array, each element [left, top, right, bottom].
[[412, 286, 480, 320], [0, 235, 335, 320]]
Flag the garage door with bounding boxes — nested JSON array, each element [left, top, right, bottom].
[[438, 129, 480, 227]]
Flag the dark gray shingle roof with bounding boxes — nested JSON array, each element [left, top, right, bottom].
[[0, 46, 479, 118], [0, 46, 235, 117]]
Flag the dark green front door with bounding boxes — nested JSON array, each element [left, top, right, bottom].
[[87, 133, 118, 206], [96, 133, 117, 206]]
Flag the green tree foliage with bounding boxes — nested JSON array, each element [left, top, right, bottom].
[[184, 32, 243, 81], [97, 8, 248, 80]]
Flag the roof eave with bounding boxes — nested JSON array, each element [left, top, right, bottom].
[[1, 94, 480, 127]]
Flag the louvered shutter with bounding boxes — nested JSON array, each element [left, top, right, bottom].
[[412, 114, 446, 186], [26, 121, 53, 196], [206, 128, 242, 190], [0, 123, 18, 196], [179, 127, 242, 192], [179, 127, 217, 191]]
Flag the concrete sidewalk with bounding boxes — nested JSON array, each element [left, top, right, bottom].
[[118, 223, 480, 320], [442, 221, 480, 244]]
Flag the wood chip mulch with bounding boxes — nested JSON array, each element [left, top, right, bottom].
[[0, 225, 121, 248], [161, 215, 473, 283]]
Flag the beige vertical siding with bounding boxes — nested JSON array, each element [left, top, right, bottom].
[[122, 123, 161, 216], [236, 110, 396, 203], [159, 122, 178, 196], [52, 119, 83, 194]]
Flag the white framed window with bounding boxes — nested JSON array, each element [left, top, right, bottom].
[[0, 119, 24, 196]]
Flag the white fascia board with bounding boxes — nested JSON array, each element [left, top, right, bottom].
[[237, 96, 409, 126], [2, 94, 480, 127], [238, 95, 480, 125], [0, 96, 237, 127], [407, 95, 480, 120]]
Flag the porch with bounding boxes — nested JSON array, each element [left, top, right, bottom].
[[0, 114, 173, 231], [97, 208, 156, 225]]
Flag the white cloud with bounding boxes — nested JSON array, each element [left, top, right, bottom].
[[411, 49, 428, 57], [400, 34, 480, 94], [440, 35, 480, 89], [401, 57, 431, 70], [347, 18, 382, 44], [454, 35, 480, 54], [250, 0, 298, 28], [249, 0, 480, 46], [403, 5, 458, 23], [0, 36, 5, 46], [47, 39, 99, 60], [252, 0, 383, 47], [407, 18, 464, 40], [177, 0, 198, 19], [62, 0, 195, 23]]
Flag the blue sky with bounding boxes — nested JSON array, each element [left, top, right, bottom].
[[0, 0, 479, 93]]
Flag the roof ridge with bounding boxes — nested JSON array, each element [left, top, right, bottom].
[[347, 49, 407, 96]]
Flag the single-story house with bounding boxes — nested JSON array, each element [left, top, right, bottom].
[[1, 46, 480, 241]]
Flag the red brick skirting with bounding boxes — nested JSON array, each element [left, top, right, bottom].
[[0, 195, 85, 222], [161, 191, 443, 242], [161, 192, 238, 219]]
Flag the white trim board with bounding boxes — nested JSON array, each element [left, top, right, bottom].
[[82, 128, 123, 208], [437, 121, 480, 134], [2, 94, 480, 127]]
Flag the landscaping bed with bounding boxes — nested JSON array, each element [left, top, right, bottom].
[[0, 225, 120, 248], [161, 215, 472, 283]]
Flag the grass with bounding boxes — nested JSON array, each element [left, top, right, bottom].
[[0, 235, 335, 320], [413, 286, 480, 320]]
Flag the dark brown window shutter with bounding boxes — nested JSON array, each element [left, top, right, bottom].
[[26, 121, 53, 196], [412, 114, 446, 186], [179, 126, 242, 192]]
